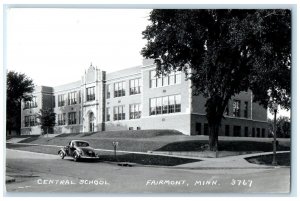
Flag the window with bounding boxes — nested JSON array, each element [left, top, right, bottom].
[[113, 105, 125, 121], [150, 70, 181, 88], [169, 72, 175, 85], [204, 123, 209, 135], [25, 116, 29, 127], [244, 127, 249, 137], [156, 97, 162, 115], [150, 98, 156, 115], [175, 95, 181, 112], [129, 103, 141, 119], [233, 126, 241, 137], [29, 115, 36, 127], [114, 81, 126, 97], [252, 127, 255, 137], [58, 94, 66, 107], [257, 128, 261, 138], [58, 113, 66, 125], [106, 107, 110, 121], [162, 96, 168, 114], [130, 78, 141, 95], [78, 91, 81, 103], [225, 125, 230, 136], [68, 91, 77, 105], [150, 71, 157, 88], [175, 71, 181, 84], [78, 111, 81, 124], [244, 101, 248, 118], [262, 128, 265, 138], [52, 96, 56, 107], [86, 87, 95, 101], [233, 100, 241, 117], [107, 84, 111, 99], [168, 96, 175, 113], [150, 95, 181, 116], [196, 123, 202, 135], [68, 112, 77, 125], [24, 97, 37, 109]]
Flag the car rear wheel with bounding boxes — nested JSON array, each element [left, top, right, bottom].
[[59, 151, 65, 159]]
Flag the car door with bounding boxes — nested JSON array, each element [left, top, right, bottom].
[[69, 141, 76, 156]]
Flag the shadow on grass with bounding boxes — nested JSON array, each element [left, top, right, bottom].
[[15, 136, 41, 143], [99, 153, 200, 166], [156, 140, 290, 152], [246, 152, 290, 166], [63, 158, 101, 163]]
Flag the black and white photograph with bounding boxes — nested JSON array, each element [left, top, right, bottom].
[[3, 2, 296, 196]]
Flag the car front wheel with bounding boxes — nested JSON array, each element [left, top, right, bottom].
[[59, 151, 65, 159], [73, 153, 79, 162]]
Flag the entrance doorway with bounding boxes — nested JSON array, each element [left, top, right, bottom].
[[89, 112, 95, 132]]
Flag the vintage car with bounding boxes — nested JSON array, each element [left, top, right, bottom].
[[58, 140, 99, 161]]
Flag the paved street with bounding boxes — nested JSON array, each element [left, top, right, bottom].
[[6, 149, 290, 194]]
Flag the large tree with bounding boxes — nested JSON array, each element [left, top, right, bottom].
[[36, 109, 56, 135], [7, 71, 35, 135], [141, 9, 291, 150]]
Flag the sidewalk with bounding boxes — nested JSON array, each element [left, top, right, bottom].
[[176, 151, 290, 169]]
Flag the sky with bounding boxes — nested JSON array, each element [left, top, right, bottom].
[[6, 8, 151, 87], [5, 7, 290, 119]]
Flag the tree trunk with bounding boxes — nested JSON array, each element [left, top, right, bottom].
[[205, 95, 228, 151], [208, 123, 220, 151]]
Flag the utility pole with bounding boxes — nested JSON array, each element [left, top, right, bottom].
[[272, 103, 278, 166]]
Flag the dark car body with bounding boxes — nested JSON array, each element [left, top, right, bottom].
[[58, 140, 99, 161]]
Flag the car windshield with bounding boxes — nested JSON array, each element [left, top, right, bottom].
[[75, 141, 89, 147]]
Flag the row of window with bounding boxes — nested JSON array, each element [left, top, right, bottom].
[[225, 100, 249, 118], [107, 95, 182, 122], [58, 91, 82, 107], [150, 70, 181, 88], [24, 97, 37, 109], [150, 95, 181, 115], [107, 78, 142, 99], [57, 112, 80, 125], [25, 71, 182, 109], [195, 123, 266, 137], [24, 112, 81, 127], [107, 103, 142, 121], [24, 115, 36, 127]]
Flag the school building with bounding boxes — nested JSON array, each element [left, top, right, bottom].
[[20, 59, 269, 137]]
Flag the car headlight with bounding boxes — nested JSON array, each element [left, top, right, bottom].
[[78, 150, 83, 155]]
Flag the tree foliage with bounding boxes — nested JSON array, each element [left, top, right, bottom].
[[36, 109, 56, 135], [6, 71, 35, 135], [268, 117, 291, 138], [141, 9, 291, 150]]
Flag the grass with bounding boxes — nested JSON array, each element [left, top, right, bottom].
[[245, 152, 290, 166], [6, 143, 200, 166], [15, 130, 290, 153], [56, 129, 183, 138]]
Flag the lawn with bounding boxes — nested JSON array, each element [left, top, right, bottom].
[[245, 152, 290, 166], [16, 130, 290, 154]]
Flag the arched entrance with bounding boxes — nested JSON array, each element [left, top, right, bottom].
[[89, 112, 95, 132]]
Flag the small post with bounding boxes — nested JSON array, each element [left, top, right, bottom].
[[112, 141, 119, 161]]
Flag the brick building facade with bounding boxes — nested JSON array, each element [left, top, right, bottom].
[[20, 60, 269, 137]]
